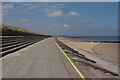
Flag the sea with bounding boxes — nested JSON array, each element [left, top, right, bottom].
[[64, 36, 119, 41]]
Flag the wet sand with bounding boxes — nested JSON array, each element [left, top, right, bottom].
[[59, 37, 118, 62]]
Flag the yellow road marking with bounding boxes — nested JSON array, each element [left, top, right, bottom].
[[54, 40, 86, 80]]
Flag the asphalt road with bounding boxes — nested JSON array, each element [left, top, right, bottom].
[[2, 38, 81, 78]]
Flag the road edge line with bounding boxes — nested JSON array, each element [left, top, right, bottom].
[[54, 40, 86, 80]]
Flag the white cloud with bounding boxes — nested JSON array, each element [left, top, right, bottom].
[[64, 24, 70, 28], [2, 4, 13, 9], [46, 10, 63, 17], [41, 3, 66, 18], [69, 11, 80, 16], [2, 3, 80, 19], [2, 0, 120, 2], [2, 4, 14, 17], [21, 18, 30, 22]]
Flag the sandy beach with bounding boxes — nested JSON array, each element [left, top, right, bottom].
[[59, 37, 118, 62]]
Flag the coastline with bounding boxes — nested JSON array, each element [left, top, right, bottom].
[[58, 37, 118, 62], [57, 37, 118, 74]]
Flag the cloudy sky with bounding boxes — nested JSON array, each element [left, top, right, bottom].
[[2, 2, 118, 36]]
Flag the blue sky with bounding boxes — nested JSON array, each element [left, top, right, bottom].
[[2, 2, 118, 36]]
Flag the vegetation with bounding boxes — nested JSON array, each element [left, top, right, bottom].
[[0, 24, 52, 37]]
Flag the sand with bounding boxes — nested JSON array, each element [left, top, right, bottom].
[[59, 37, 118, 62]]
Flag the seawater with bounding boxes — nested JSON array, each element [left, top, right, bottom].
[[67, 36, 119, 41]]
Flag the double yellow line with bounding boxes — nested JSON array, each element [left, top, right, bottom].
[[54, 40, 86, 80]]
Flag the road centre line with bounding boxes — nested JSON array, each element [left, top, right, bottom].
[[54, 40, 86, 80]]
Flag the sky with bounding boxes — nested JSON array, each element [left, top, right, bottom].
[[2, 0, 120, 2], [2, 2, 118, 36]]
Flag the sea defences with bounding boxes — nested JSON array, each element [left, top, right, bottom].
[[0, 24, 52, 57]]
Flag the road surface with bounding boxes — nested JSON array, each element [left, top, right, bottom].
[[2, 38, 81, 78]]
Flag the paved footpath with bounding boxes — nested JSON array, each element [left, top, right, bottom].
[[2, 38, 81, 78]]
